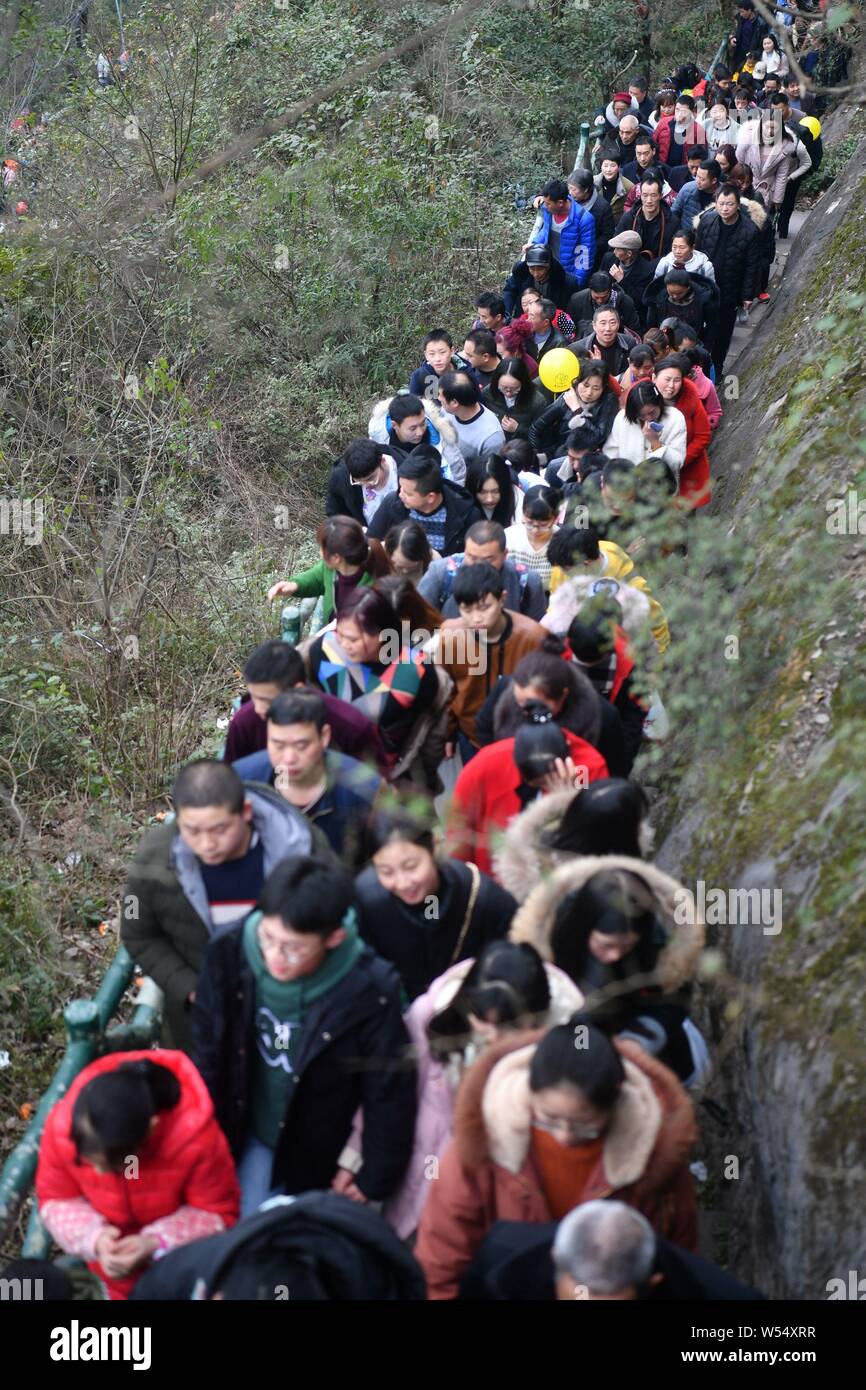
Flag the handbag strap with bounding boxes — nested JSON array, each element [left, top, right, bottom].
[[449, 862, 481, 966]]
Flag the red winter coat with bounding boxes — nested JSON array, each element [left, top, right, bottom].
[[447, 730, 609, 877], [653, 117, 707, 167], [671, 376, 712, 508], [36, 1049, 239, 1298]]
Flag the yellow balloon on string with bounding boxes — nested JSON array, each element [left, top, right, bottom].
[[538, 348, 581, 394]]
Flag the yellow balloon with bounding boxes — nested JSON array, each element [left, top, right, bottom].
[[538, 348, 581, 394], [799, 115, 821, 139]]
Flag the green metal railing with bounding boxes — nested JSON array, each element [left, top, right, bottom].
[[0, 946, 162, 1257], [281, 595, 322, 644]]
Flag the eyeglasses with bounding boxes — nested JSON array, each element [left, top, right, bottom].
[[257, 926, 318, 963], [532, 1115, 603, 1141], [525, 519, 553, 532]]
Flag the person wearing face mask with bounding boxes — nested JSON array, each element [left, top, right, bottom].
[[353, 811, 516, 1003], [381, 940, 582, 1239], [415, 1014, 698, 1298]]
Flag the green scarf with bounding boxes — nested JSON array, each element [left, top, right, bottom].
[[243, 909, 364, 1148]]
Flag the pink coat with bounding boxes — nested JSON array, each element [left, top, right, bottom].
[[383, 959, 584, 1238], [689, 366, 722, 430]]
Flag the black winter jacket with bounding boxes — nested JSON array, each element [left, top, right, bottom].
[[567, 286, 640, 337], [529, 389, 619, 459], [643, 272, 720, 346], [131, 1190, 426, 1301], [354, 858, 516, 1002], [366, 479, 483, 556], [694, 209, 762, 307], [325, 451, 399, 523], [502, 256, 579, 316], [598, 253, 655, 323], [585, 193, 616, 270], [191, 930, 416, 1201]]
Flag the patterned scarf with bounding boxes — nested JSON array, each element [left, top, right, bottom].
[[316, 631, 429, 728]]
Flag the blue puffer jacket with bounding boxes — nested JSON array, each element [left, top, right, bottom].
[[530, 198, 596, 285]]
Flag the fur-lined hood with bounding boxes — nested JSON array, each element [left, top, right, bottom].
[[693, 196, 767, 234], [493, 789, 581, 901], [510, 854, 704, 994], [493, 790, 655, 903], [543, 572, 651, 640], [452, 1027, 696, 1186]]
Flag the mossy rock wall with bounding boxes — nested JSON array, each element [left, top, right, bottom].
[[653, 83, 866, 1297]]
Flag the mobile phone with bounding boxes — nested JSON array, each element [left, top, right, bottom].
[[648, 421, 664, 434]]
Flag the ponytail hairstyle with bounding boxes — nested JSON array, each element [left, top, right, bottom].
[[427, 941, 552, 1053], [317, 515, 390, 579], [71, 1059, 181, 1170]]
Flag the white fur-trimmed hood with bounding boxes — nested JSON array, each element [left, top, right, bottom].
[[509, 854, 704, 993]]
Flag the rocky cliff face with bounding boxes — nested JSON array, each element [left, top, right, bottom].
[[652, 74, 866, 1298]]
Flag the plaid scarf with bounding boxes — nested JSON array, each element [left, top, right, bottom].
[[577, 651, 617, 699]]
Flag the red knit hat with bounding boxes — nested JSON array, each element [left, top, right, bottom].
[[612, 91, 632, 105]]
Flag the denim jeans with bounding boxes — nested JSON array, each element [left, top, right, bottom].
[[237, 1136, 282, 1217]]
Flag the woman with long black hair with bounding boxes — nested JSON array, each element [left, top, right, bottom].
[[482, 356, 549, 440]]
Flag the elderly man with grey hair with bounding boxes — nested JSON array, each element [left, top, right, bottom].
[[458, 1200, 765, 1299]]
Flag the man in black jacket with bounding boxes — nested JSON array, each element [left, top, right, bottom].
[[573, 306, 633, 376], [367, 449, 483, 557], [567, 272, 640, 338], [325, 438, 399, 525], [567, 168, 614, 272], [599, 231, 655, 325], [695, 184, 761, 371], [460, 1202, 765, 1301], [192, 855, 416, 1216], [643, 268, 719, 350], [502, 244, 579, 317]]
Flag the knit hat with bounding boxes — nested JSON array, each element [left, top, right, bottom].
[[612, 91, 631, 105]]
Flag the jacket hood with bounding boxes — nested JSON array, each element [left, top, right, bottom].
[[200, 1190, 426, 1299], [493, 789, 654, 902], [453, 1029, 696, 1189], [48, 1049, 219, 1159], [419, 954, 584, 1030], [509, 854, 705, 993], [740, 195, 768, 230], [171, 783, 314, 933], [543, 573, 652, 641], [604, 97, 640, 127], [369, 396, 459, 449], [494, 788, 578, 900]]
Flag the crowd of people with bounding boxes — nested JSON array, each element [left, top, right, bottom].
[[20, 6, 849, 1302]]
